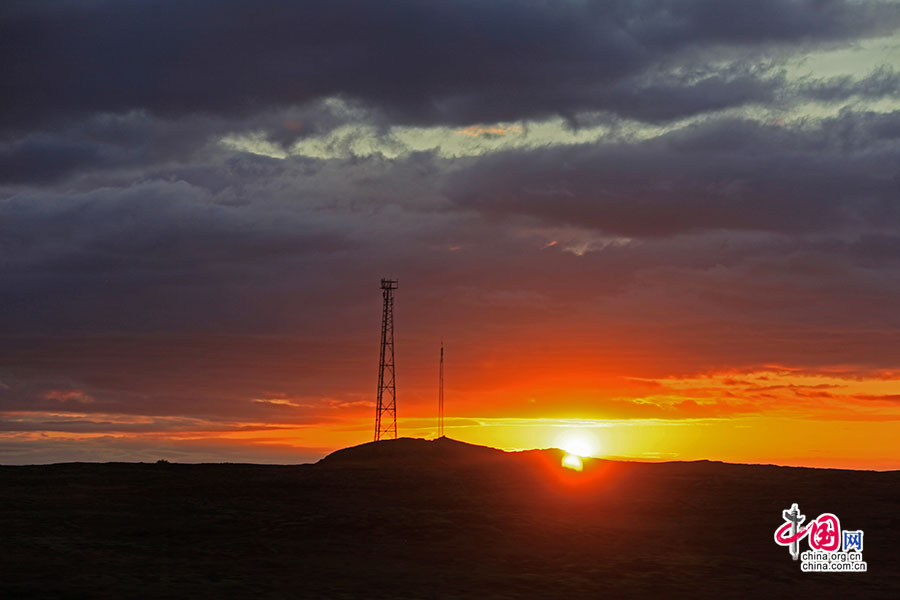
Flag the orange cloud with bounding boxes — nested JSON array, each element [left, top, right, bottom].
[[455, 124, 523, 137]]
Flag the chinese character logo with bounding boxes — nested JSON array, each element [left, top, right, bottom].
[[774, 504, 842, 558], [808, 514, 841, 551], [774, 503, 867, 572], [774, 503, 806, 560], [842, 530, 864, 552]]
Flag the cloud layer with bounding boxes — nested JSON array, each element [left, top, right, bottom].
[[2, 0, 899, 465], [4, 0, 900, 131]]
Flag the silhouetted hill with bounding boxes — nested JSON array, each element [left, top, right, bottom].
[[1, 441, 898, 599], [318, 435, 506, 466]]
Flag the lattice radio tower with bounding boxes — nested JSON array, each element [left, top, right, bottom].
[[374, 278, 398, 441], [438, 341, 444, 438]]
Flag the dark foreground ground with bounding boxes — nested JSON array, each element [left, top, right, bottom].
[[1, 437, 898, 599]]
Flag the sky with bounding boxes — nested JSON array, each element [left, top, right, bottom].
[[2, 0, 900, 469]]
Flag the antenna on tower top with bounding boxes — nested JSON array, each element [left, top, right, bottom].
[[438, 340, 444, 438], [374, 278, 398, 441]]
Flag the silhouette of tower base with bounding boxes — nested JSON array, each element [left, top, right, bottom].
[[374, 278, 397, 441]]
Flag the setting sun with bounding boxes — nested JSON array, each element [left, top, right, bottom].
[[561, 453, 583, 471]]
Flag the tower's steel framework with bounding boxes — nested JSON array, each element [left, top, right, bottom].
[[374, 278, 398, 441], [438, 341, 444, 438]]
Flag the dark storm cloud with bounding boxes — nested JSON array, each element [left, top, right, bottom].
[[447, 110, 900, 237], [589, 66, 787, 123], [0, 176, 361, 335], [802, 66, 900, 103], [0, 135, 103, 185], [2, 0, 898, 133], [1, 179, 350, 273], [0, 111, 223, 184], [0, 101, 381, 185], [596, 66, 900, 124]]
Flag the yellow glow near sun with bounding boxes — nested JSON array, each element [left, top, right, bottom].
[[558, 432, 597, 457]]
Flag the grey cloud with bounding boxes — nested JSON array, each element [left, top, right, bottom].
[[801, 66, 900, 102], [589, 65, 787, 123], [0, 136, 104, 185], [1, 179, 351, 272], [0, 110, 274, 185], [847, 232, 900, 265], [0, 176, 361, 334], [447, 111, 900, 237], [0, 100, 390, 186], [3, 0, 898, 133]]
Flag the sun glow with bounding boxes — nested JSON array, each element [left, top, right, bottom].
[[558, 432, 597, 457]]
